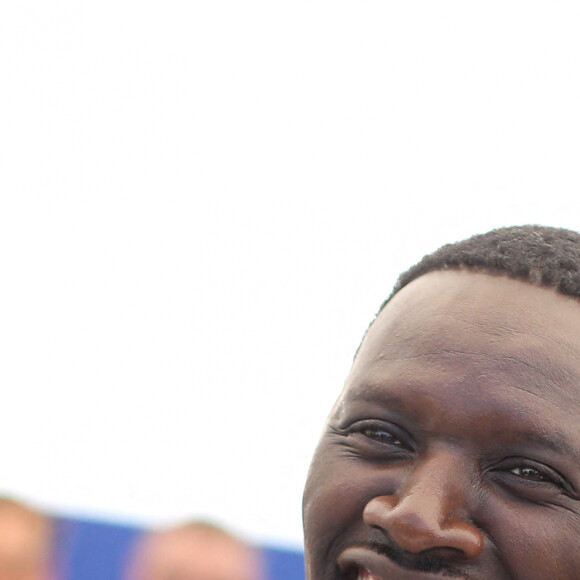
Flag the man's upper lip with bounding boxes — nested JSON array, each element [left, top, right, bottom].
[[338, 546, 469, 580]]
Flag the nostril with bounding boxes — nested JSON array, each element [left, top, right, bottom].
[[363, 495, 484, 559], [391, 514, 484, 557], [362, 495, 397, 530]]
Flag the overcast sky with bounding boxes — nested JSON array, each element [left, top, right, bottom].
[[1, 1, 580, 549]]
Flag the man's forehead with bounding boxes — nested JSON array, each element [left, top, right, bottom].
[[359, 270, 580, 357], [346, 270, 580, 418]]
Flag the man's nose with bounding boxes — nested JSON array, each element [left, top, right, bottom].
[[362, 451, 484, 559]]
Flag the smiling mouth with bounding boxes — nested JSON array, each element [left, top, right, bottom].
[[338, 546, 469, 580], [348, 566, 383, 580]]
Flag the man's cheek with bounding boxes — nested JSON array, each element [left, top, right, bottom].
[[482, 499, 580, 580], [304, 455, 377, 537]]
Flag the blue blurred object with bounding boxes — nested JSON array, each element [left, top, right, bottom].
[[261, 546, 305, 580], [55, 517, 142, 579], [54, 516, 304, 580]]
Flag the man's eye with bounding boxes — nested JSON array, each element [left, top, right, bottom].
[[509, 466, 551, 482], [497, 458, 570, 492], [361, 428, 402, 446], [345, 420, 408, 447], [338, 420, 413, 456]]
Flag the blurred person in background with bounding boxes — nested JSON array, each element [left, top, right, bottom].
[[125, 521, 264, 580], [0, 498, 54, 580]]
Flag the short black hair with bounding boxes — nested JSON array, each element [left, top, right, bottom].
[[376, 225, 580, 319]]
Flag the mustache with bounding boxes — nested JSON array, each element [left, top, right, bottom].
[[366, 539, 472, 578]]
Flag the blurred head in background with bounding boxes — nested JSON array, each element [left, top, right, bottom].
[[0, 499, 54, 580], [126, 521, 264, 580]]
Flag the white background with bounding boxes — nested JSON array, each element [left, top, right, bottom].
[[1, 1, 580, 549]]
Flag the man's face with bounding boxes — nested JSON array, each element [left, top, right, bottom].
[[303, 271, 580, 580]]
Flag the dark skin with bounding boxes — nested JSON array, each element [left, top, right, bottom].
[[303, 271, 580, 580]]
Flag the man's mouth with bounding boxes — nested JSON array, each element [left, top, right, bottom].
[[338, 546, 468, 580], [350, 566, 382, 580]]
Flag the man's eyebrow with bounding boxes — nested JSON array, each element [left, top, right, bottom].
[[351, 388, 407, 407], [349, 388, 580, 462], [519, 431, 580, 462]]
